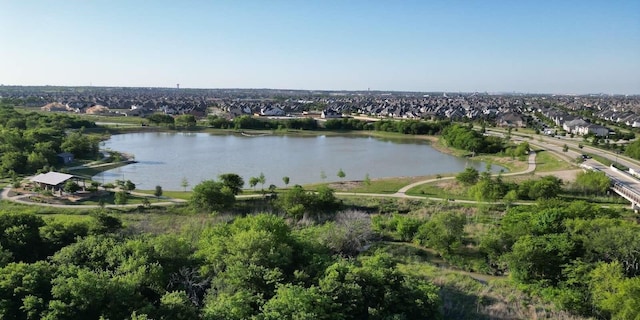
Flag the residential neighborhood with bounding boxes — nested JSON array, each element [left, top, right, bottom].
[[1, 86, 639, 137]]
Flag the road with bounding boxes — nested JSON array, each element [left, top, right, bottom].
[[488, 129, 640, 203]]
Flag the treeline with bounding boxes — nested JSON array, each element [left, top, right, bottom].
[[0, 105, 99, 176], [323, 118, 451, 135], [372, 119, 450, 135], [441, 124, 504, 153], [0, 210, 442, 319], [208, 115, 319, 130], [456, 167, 610, 203]]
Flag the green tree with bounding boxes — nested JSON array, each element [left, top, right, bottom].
[[156, 291, 199, 320], [26, 151, 48, 172], [503, 189, 518, 208], [590, 261, 640, 320], [174, 114, 197, 128], [528, 176, 562, 200], [574, 170, 611, 195], [337, 168, 346, 180], [414, 212, 466, 255], [154, 185, 163, 199], [249, 177, 259, 191], [189, 180, 235, 213], [282, 176, 290, 188], [60, 129, 100, 159], [567, 218, 640, 276], [147, 113, 175, 126], [0, 261, 56, 319], [40, 219, 90, 255], [277, 185, 309, 219], [320, 170, 327, 182], [180, 177, 189, 192], [0, 212, 45, 262], [0, 151, 26, 175], [456, 167, 479, 185], [333, 251, 442, 319], [624, 139, 640, 160], [114, 191, 128, 206], [218, 173, 244, 195], [309, 185, 340, 216], [124, 180, 136, 193], [46, 266, 152, 320], [196, 214, 295, 298], [260, 284, 337, 320], [63, 180, 81, 194], [505, 234, 575, 284], [201, 289, 257, 320], [258, 172, 266, 192], [395, 216, 423, 242]]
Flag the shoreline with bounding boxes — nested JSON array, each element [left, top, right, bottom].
[[88, 127, 523, 191]]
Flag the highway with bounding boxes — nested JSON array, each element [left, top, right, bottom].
[[491, 129, 640, 207]]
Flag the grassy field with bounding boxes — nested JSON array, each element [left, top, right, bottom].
[[405, 180, 474, 200], [304, 175, 444, 194], [76, 192, 155, 205], [534, 150, 576, 172], [136, 189, 192, 200]]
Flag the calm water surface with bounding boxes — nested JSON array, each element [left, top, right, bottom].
[[94, 132, 504, 190]]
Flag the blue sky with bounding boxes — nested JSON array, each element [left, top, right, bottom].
[[1, 1, 638, 93]]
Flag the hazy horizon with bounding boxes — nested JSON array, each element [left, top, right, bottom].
[[1, 1, 639, 94], [1, 83, 638, 96]]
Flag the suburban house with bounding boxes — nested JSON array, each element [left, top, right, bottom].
[[57, 152, 74, 164], [497, 112, 525, 127], [321, 109, 342, 119], [576, 124, 610, 137], [562, 119, 590, 133], [259, 106, 285, 116]]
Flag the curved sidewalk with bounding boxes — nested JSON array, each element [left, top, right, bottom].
[[394, 151, 537, 195], [0, 186, 186, 209]]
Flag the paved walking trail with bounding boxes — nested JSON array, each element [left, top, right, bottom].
[[0, 152, 538, 209], [393, 151, 537, 196]]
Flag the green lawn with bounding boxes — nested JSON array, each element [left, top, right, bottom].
[[136, 189, 192, 200], [76, 192, 153, 205], [534, 150, 575, 172], [302, 175, 441, 194], [351, 176, 443, 194], [405, 181, 474, 200]]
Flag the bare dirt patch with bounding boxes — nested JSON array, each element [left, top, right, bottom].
[[329, 181, 363, 191], [535, 169, 581, 183]]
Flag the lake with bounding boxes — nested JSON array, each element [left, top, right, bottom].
[[93, 132, 504, 190]]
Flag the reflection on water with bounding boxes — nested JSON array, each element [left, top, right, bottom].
[[94, 132, 505, 190]]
